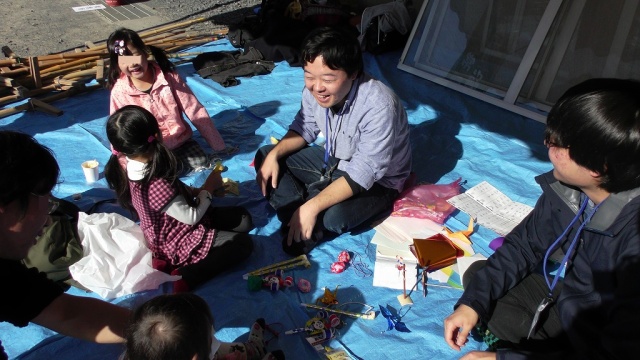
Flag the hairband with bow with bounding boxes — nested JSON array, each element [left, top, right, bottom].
[[113, 40, 126, 56]]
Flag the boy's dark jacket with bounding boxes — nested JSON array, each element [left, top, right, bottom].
[[457, 170, 640, 359]]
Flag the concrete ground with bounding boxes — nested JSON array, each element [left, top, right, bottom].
[[0, 0, 260, 57]]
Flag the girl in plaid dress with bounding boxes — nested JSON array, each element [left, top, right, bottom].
[[104, 105, 254, 292], [106, 28, 237, 175]]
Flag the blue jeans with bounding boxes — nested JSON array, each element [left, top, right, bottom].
[[254, 144, 399, 234]]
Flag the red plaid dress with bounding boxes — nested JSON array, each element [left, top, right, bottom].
[[130, 177, 215, 266]]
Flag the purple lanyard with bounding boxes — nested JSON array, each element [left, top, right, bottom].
[[542, 196, 603, 297], [529, 196, 603, 339], [322, 81, 357, 172]]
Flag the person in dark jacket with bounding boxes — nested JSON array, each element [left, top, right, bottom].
[[443, 78, 640, 360], [0, 131, 130, 359]]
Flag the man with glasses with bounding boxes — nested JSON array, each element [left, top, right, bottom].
[[0, 131, 130, 359], [443, 79, 640, 359]]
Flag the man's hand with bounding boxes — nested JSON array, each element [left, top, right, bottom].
[[256, 152, 280, 196], [286, 203, 320, 246], [444, 304, 480, 351]]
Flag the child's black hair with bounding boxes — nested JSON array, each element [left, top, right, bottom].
[[545, 78, 640, 193], [0, 131, 59, 215], [123, 293, 214, 360], [104, 105, 196, 214]]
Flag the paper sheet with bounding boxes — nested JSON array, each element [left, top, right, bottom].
[[446, 181, 533, 235]]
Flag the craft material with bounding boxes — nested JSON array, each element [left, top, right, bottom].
[[297, 278, 311, 293], [489, 236, 505, 251], [247, 269, 293, 292], [300, 303, 376, 320], [316, 286, 340, 305], [242, 254, 310, 279], [446, 181, 533, 235], [396, 257, 413, 306], [379, 305, 410, 332]]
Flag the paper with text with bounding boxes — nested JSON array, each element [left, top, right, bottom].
[[447, 181, 533, 236]]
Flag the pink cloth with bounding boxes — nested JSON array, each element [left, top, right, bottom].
[[110, 62, 226, 151]]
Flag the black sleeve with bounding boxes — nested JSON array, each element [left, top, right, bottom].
[[344, 173, 366, 195], [0, 260, 64, 327]]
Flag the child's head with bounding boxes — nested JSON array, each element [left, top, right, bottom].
[[545, 78, 640, 193], [106, 28, 175, 88], [123, 293, 214, 360], [104, 105, 183, 211], [106, 105, 161, 158], [0, 131, 59, 214], [301, 27, 363, 79]]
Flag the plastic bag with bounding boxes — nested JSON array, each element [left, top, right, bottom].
[[391, 178, 462, 224], [69, 212, 179, 299]]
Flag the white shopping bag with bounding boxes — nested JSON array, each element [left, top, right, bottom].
[[69, 212, 179, 299]]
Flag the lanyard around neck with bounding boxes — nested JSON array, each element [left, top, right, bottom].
[[324, 106, 345, 170], [323, 82, 357, 171], [542, 196, 603, 297]]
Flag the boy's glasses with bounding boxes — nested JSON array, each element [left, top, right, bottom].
[[31, 193, 60, 214]]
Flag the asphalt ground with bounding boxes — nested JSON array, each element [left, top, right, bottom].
[[0, 0, 260, 57]]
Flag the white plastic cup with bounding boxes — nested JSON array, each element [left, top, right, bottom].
[[81, 160, 99, 183]]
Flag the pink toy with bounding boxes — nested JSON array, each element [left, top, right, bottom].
[[297, 278, 311, 293]]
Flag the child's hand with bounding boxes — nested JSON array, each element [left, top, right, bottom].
[[202, 170, 224, 195]]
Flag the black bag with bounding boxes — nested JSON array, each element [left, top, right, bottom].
[[192, 47, 276, 87], [22, 197, 83, 284]]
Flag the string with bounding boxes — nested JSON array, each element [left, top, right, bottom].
[[349, 250, 372, 278]]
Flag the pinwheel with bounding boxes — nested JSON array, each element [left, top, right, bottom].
[[378, 305, 410, 332]]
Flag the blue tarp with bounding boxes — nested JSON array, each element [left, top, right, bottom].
[[0, 39, 551, 360]]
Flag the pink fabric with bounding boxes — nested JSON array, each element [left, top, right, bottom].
[[110, 62, 226, 151], [130, 177, 215, 266]]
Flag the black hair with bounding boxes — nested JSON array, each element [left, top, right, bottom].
[[545, 78, 640, 193], [0, 131, 59, 214], [104, 105, 196, 214], [301, 27, 363, 78], [106, 28, 175, 89], [123, 293, 214, 360]]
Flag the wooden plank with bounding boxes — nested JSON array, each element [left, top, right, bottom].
[[29, 56, 42, 89], [29, 98, 63, 116]]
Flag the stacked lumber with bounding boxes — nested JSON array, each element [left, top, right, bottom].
[[0, 18, 228, 119]]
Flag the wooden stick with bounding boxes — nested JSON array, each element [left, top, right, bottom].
[[138, 17, 207, 38], [0, 76, 16, 87], [242, 255, 311, 279], [1, 46, 16, 58], [0, 83, 101, 119], [0, 67, 29, 77], [0, 94, 22, 107], [36, 50, 107, 62], [300, 303, 377, 320], [40, 56, 100, 75], [29, 57, 41, 89], [42, 62, 96, 79]]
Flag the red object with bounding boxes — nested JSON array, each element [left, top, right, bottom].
[[106, 0, 122, 7], [337, 250, 350, 263], [330, 261, 346, 273]]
